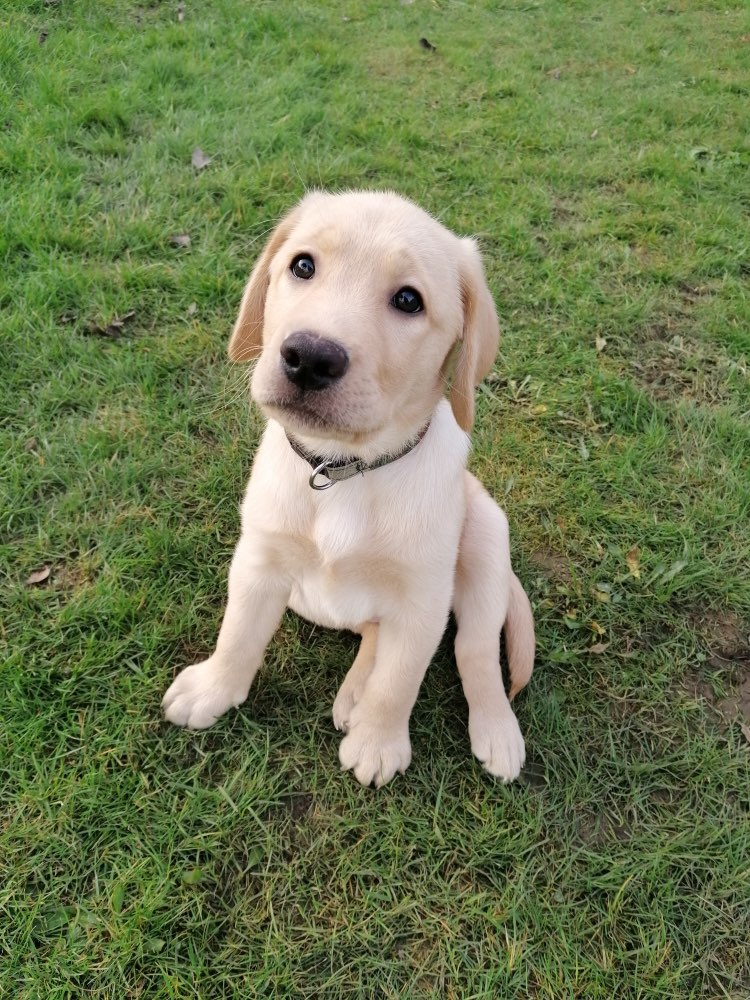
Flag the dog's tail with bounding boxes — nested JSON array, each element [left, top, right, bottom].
[[505, 573, 535, 700]]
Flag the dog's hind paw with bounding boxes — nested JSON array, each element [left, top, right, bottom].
[[162, 659, 248, 730], [469, 708, 526, 783], [332, 674, 366, 732], [332, 686, 355, 732]]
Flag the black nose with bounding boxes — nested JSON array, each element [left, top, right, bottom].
[[280, 331, 349, 391]]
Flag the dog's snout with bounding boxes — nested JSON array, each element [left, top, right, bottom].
[[280, 331, 349, 391]]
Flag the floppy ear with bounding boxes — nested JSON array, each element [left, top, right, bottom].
[[449, 238, 500, 432], [227, 199, 309, 362]]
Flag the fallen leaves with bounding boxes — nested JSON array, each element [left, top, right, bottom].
[[626, 545, 641, 579], [169, 233, 191, 248], [25, 566, 51, 586], [23, 558, 95, 591], [587, 642, 610, 655], [191, 147, 212, 170], [181, 867, 203, 885]]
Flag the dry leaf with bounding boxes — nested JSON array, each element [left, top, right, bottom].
[[26, 566, 51, 586], [546, 67, 562, 79], [624, 65, 637, 75], [595, 334, 607, 353], [169, 233, 191, 248], [588, 642, 610, 655], [530, 404, 548, 415], [191, 147, 212, 170], [187, 302, 198, 316], [741, 723, 750, 744], [177, 3, 185, 21], [626, 545, 641, 579], [590, 129, 598, 140], [592, 585, 611, 604]]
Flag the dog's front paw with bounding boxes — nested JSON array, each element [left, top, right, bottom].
[[162, 659, 248, 730], [469, 708, 526, 783], [338, 721, 412, 788]]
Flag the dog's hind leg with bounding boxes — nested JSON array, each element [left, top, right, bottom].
[[453, 473, 534, 782], [332, 621, 378, 733]]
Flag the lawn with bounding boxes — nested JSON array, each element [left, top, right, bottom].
[[2, 0, 749, 996]]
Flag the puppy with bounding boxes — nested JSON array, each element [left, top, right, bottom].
[[162, 191, 535, 787]]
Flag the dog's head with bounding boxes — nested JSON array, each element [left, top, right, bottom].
[[229, 191, 499, 452]]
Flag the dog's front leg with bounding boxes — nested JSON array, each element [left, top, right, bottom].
[[332, 621, 378, 733], [338, 607, 447, 787], [162, 533, 289, 730]]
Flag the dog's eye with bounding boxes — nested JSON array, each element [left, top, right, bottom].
[[290, 255, 315, 280], [391, 287, 423, 314]]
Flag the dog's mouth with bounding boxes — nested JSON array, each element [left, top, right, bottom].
[[260, 394, 383, 447], [264, 397, 339, 431]]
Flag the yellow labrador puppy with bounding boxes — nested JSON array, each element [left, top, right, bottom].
[[163, 191, 535, 787]]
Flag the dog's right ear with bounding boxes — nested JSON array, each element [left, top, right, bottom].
[[227, 198, 311, 362]]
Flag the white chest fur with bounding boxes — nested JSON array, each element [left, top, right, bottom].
[[240, 401, 470, 630]]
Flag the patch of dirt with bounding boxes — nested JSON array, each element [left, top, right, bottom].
[[518, 756, 547, 792], [576, 808, 634, 847], [676, 612, 750, 731], [714, 671, 750, 729], [630, 332, 737, 406], [681, 662, 750, 730], [676, 280, 714, 302], [51, 560, 96, 590], [530, 547, 573, 585], [550, 196, 577, 223], [285, 792, 314, 823], [697, 609, 750, 662]]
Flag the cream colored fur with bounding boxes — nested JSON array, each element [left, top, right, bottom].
[[162, 191, 535, 787]]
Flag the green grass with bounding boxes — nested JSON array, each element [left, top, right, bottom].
[[2, 0, 749, 996]]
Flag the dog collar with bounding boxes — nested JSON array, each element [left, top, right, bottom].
[[285, 424, 430, 490]]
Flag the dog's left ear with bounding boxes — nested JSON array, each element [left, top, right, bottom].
[[227, 196, 314, 362], [449, 238, 500, 432]]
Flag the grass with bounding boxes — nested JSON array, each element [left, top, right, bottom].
[[2, 0, 749, 996]]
